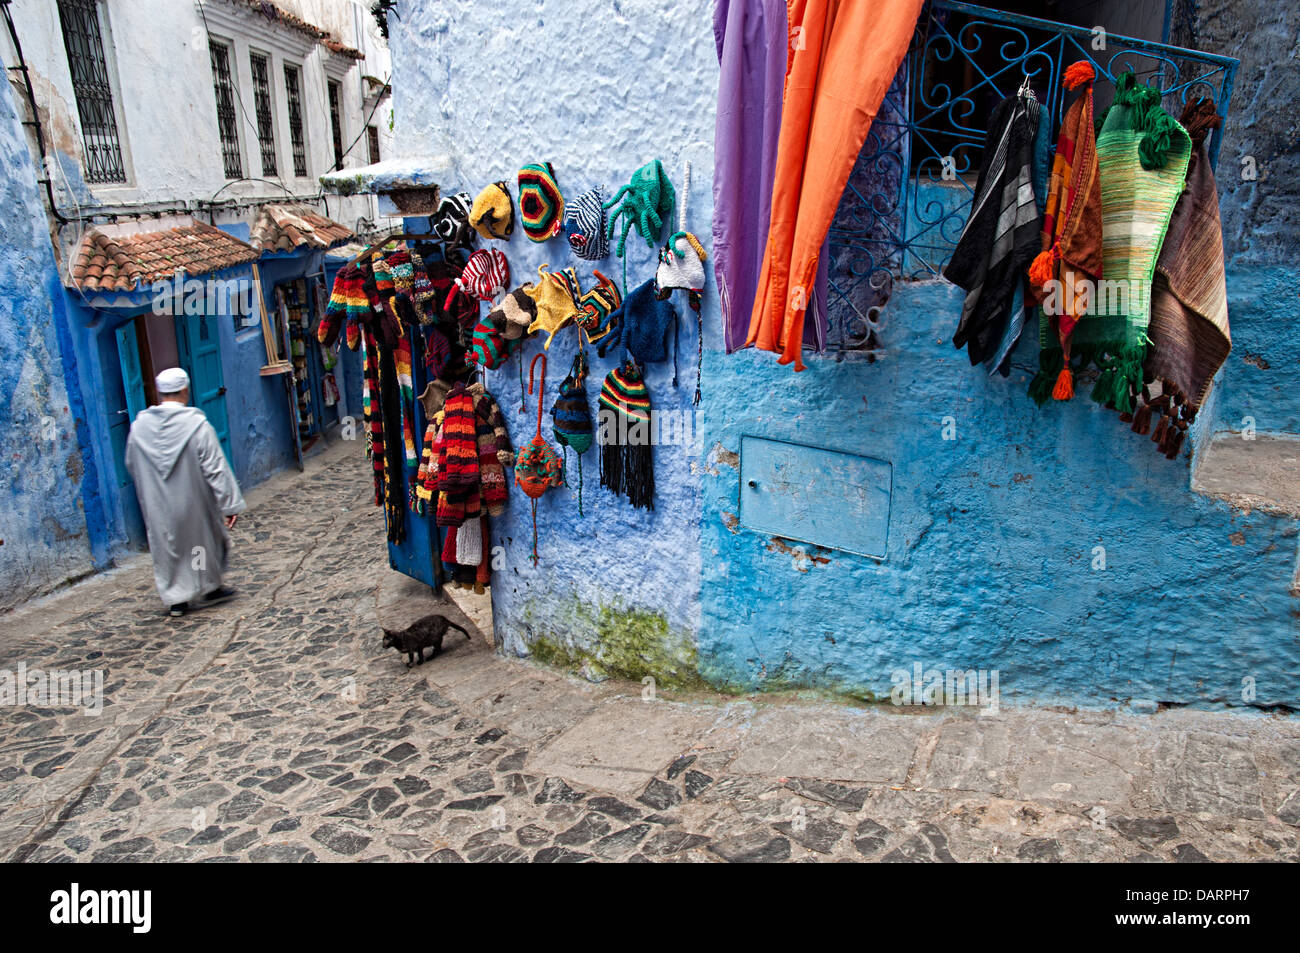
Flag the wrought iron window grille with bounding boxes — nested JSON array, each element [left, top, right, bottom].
[[249, 51, 278, 178], [824, 0, 1238, 358], [327, 80, 345, 170], [284, 64, 309, 177], [209, 40, 244, 180], [56, 0, 126, 184]]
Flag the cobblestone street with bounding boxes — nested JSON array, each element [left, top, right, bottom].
[[1, 439, 1297, 863]]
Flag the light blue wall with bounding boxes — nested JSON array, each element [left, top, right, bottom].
[[387, 0, 1297, 708], [0, 74, 97, 609]]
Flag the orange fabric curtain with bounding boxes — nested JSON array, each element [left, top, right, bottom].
[[746, 0, 924, 369]]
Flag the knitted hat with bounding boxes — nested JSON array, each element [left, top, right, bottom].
[[447, 247, 510, 313], [598, 277, 678, 367], [550, 350, 594, 515], [598, 360, 654, 510], [518, 162, 564, 241], [526, 265, 581, 348], [605, 159, 675, 259], [488, 287, 538, 341], [468, 315, 518, 369], [576, 269, 622, 347], [655, 231, 708, 294], [563, 186, 608, 260], [431, 191, 476, 254], [470, 181, 514, 241]]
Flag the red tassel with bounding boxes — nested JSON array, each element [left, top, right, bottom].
[[1064, 61, 1096, 90], [1130, 403, 1153, 435], [1027, 248, 1056, 288], [1052, 366, 1074, 401]]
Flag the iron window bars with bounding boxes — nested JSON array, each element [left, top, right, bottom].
[[284, 64, 308, 177], [209, 40, 243, 180], [55, 0, 126, 184], [824, 0, 1238, 355], [367, 125, 380, 164], [249, 51, 277, 177], [327, 80, 344, 170]]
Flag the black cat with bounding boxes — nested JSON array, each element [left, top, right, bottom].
[[381, 614, 471, 668]]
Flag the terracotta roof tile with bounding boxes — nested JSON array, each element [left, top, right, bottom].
[[249, 204, 354, 254], [70, 221, 259, 292], [228, 1, 365, 59]]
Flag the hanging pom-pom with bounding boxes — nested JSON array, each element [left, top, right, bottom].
[[1027, 248, 1056, 288], [1131, 402, 1153, 435], [1052, 365, 1074, 401], [1063, 61, 1096, 91]]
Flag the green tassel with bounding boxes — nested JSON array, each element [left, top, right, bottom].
[[1028, 348, 1063, 406]]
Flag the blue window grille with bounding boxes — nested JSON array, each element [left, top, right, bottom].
[[825, 0, 1239, 354]]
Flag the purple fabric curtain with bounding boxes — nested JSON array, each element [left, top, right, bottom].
[[713, 0, 827, 354]]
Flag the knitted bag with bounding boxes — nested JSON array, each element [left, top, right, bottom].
[[514, 354, 564, 564], [598, 359, 654, 511], [470, 181, 514, 241], [576, 269, 622, 346], [488, 287, 538, 341], [563, 186, 609, 260], [550, 350, 594, 515], [519, 162, 565, 241]]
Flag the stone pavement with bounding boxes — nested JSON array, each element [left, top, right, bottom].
[[1, 439, 1298, 863]]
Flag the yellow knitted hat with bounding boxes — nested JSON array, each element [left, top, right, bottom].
[[524, 265, 581, 349], [470, 181, 514, 241]]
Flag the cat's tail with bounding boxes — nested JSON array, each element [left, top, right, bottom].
[[448, 621, 472, 641]]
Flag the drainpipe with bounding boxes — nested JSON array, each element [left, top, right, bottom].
[[0, 0, 68, 224]]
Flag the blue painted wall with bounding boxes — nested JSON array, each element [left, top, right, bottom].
[[0, 74, 97, 609], [386, 0, 1298, 708]]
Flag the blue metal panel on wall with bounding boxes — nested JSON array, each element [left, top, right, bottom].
[[738, 435, 891, 559]]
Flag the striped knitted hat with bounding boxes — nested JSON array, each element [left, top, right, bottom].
[[470, 181, 514, 241], [432, 191, 476, 253], [577, 269, 622, 346], [519, 162, 564, 241], [551, 350, 593, 454], [468, 315, 518, 369], [598, 360, 654, 510], [447, 247, 510, 312], [563, 186, 608, 260], [487, 287, 538, 341]]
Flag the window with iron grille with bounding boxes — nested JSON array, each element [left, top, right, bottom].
[[327, 80, 345, 169], [209, 40, 243, 180], [249, 51, 277, 177], [55, 0, 126, 184], [284, 64, 308, 177], [367, 125, 380, 164]]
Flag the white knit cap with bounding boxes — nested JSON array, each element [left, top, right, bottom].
[[155, 367, 190, 394]]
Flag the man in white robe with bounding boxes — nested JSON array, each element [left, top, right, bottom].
[[125, 368, 246, 617]]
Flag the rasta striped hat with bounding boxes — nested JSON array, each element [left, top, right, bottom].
[[519, 162, 564, 241], [598, 359, 652, 425], [563, 186, 608, 260], [598, 359, 654, 510], [470, 181, 514, 241]]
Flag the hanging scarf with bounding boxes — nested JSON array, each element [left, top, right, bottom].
[[1072, 71, 1191, 416], [598, 360, 654, 510], [1127, 99, 1230, 458], [944, 89, 1043, 367], [361, 328, 384, 507], [375, 332, 406, 543]]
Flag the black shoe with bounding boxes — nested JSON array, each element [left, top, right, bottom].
[[198, 586, 238, 608], [169, 603, 188, 617]]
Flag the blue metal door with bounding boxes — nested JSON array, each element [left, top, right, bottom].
[[175, 312, 233, 465]]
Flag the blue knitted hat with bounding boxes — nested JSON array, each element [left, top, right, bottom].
[[597, 278, 678, 368]]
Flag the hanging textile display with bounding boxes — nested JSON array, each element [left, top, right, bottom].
[[1127, 98, 1231, 458], [514, 354, 564, 564], [524, 264, 582, 348], [564, 186, 609, 260], [1069, 71, 1191, 415], [447, 247, 510, 310], [713, 0, 828, 354], [1026, 62, 1105, 402], [944, 86, 1044, 367], [598, 359, 654, 511], [745, 0, 925, 370], [519, 162, 565, 241], [550, 350, 594, 516]]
